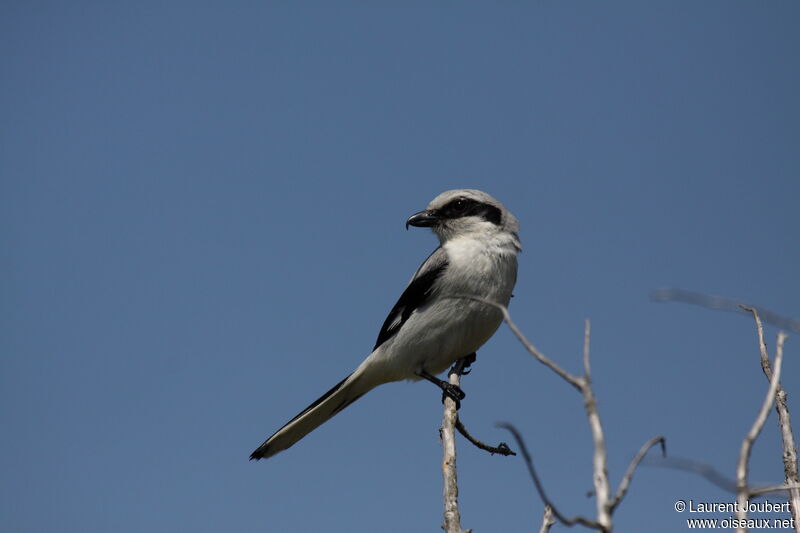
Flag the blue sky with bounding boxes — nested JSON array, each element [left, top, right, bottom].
[[2, 2, 798, 532]]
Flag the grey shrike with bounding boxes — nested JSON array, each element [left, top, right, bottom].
[[250, 189, 521, 460]]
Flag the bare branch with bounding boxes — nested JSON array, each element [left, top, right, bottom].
[[651, 288, 800, 333], [742, 306, 800, 530], [484, 303, 638, 531], [735, 332, 786, 529], [455, 296, 586, 390], [740, 306, 771, 376], [749, 483, 800, 498], [583, 319, 592, 378], [455, 415, 516, 456], [498, 422, 604, 530], [774, 381, 800, 532], [609, 436, 666, 512], [581, 320, 612, 531], [459, 297, 666, 530], [539, 505, 555, 533], [441, 358, 470, 533]]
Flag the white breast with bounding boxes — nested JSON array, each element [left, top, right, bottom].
[[441, 232, 518, 304], [372, 231, 519, 380]]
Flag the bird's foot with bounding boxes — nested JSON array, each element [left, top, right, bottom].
[[441, 383, 466, 410], [418, 370, 467, 410], [459, 352, 477, 375]]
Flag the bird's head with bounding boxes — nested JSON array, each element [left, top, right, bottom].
[[406, 189, 520, 248]]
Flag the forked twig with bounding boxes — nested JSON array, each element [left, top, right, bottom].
[[742, 306, 800, 530], [539, 505, 555, 533], [499, 422, 604, 530], [609, 436, 666, 512], [456, 296, 662, 530], [735, 330, 787, 530]]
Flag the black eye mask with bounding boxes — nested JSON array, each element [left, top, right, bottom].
[[438, 198, 502, 225]]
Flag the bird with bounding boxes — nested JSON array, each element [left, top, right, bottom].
[[250, 189, 521, 460]]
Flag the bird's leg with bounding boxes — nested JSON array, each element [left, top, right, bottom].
[[417, 370, 466, 409]]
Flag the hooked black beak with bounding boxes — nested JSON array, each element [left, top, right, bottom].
[[405, 210, 439, 230]]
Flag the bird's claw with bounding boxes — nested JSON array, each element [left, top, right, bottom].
[[460, 353, 477, 375]]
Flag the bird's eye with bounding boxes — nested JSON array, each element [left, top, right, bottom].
[[453, 199, 467, 211]]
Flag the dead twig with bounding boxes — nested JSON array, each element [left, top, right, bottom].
[[441, 357, 471, 533], [539, 505, 555, 533], [608, 436, 666, 512], [742, 306, 800, 531], [735, 331, 786, 531], [651, 288, 800, 333], [455, 415, 515, 456], [499, 422, 604, 530], [455, 296, 662, 531]]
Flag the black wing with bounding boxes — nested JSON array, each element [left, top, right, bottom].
[[373, 248, 448, 350]]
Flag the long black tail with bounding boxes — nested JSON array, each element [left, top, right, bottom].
[[250, 371, 369, 460]]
